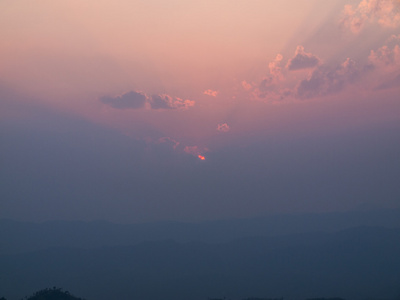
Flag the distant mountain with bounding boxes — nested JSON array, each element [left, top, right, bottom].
[[1, 226, 400, 300], [1, 209, 400, 255]]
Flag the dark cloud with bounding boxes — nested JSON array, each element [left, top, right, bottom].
[[100, 91, 147, 109], [150, 94, 174, 109], [100, 91, 195, 110], [258, 76, 276, 94], [255, 78, 292, 101], [296, 58, 359, 99], [287, 46, 320, 71]]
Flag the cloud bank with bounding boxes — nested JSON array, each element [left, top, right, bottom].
[[247, 37, 400, 101], [341, 0, 400, 33]]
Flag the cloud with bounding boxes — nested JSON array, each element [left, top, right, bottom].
[[369, 43, 400, 67], [100, 91, 147, 109], [157, 137, 180, 149], [254, 54, 287, 99], [388, 33, 400, 43], [150, 94, 195, 110], [296, 58, 359, 99], [375, 73, 400, 89], [101, 91, 195, 110], [268, 53, 284, 81], [183, 145, 208, 156], [287, 46, 321, 71], [241, 81, 253, 91], [149, 94, 174, 109], [341, 0, 400, 34], [244, 39, 399, 101], [203, 89, 219, 97], [368, 37, 400, 89], [217, 123, 230, 132]]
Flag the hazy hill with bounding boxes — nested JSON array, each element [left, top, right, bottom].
[[1, 209, 400, 255]]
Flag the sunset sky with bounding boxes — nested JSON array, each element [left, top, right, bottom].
[[1, 0, 400, 222]]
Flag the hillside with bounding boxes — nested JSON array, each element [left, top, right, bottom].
[[1, 226, 400, 300]]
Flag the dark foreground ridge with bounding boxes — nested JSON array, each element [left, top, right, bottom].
[[0, 289, 351, 300]]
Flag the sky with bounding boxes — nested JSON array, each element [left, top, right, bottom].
[[1, 0, 400, 223]]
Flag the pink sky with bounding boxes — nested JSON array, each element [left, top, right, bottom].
[[2, 2, 400, 295], [1, 1, 400, 222], [2, 1, 399, 155]]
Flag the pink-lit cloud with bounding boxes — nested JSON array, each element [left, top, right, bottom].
[[268, 53, 285, 82], [254, 54, 288, 100], [217, 123, 230, 132], [287, 46, 321, 71], [341, 0, 400, 34], [245, 38, 397, 101], [241, 81, 253, 91], [150, 94, 194, 110], [368, 35, 400, 89], [203, 89, 219, 97], [292, 36, 400, 98], [183, 145, 209, 157], [369, 41, 400, 68]]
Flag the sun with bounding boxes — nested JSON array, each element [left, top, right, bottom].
[[198, 155, 205, 160]]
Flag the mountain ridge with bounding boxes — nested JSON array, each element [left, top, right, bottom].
[[2, 209, 400, 255]]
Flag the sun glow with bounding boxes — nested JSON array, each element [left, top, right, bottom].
[[198, 155, 205, 160]]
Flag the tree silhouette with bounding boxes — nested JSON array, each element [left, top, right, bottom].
[[243, 298, 283, 300], [24, 287, 85, 300], [305, 298, 346, 300]]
